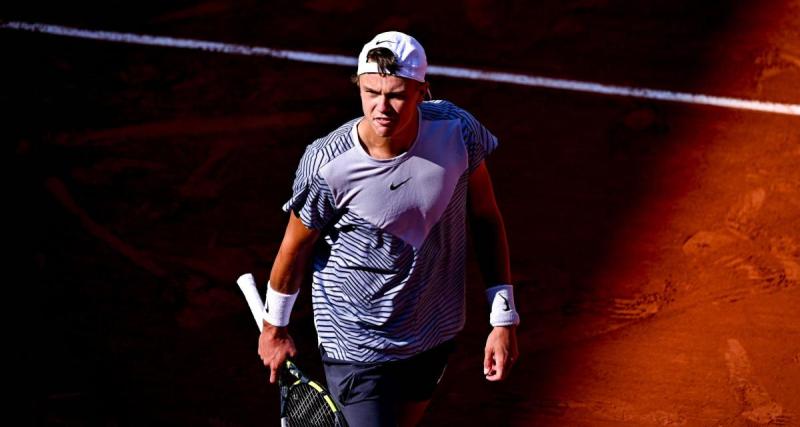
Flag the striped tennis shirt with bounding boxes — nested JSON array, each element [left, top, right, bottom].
[[283, 99, 498, 362]]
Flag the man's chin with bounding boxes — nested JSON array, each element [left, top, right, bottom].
[[372, 124, 396, 137]]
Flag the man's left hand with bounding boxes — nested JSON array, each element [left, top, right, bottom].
[[483, 325, 519, 381]]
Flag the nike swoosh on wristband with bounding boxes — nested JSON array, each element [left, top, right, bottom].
[[499, 295, 510, 311], [390, 177, 411, 190]]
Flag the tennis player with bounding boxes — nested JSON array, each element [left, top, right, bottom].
[[258, 31, 520, 427]]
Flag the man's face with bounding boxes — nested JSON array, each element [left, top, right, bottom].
[[358, 73, 427, 139]]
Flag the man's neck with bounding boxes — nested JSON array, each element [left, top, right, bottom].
[[357, 114, 419, 160]]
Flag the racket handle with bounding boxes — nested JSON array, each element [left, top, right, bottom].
[[237, 273, 265, 333]]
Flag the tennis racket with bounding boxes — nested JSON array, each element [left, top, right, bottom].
[[236, 273, 349, 427]]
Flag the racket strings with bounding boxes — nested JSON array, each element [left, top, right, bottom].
[[285, 383, 338, 426]]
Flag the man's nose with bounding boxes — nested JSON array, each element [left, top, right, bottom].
[[376, 96, 391, 113]]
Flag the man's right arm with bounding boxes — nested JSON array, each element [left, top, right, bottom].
[[258, 212, 321, 383]]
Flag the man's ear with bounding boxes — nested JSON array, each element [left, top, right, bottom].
[[419, 82, 431, 102]]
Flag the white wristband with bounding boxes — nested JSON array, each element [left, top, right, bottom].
[[263, 281, 299, 327], [486, 284, 520, 327]]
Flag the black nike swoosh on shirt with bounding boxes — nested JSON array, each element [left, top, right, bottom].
[[390, 177, 412, 190]]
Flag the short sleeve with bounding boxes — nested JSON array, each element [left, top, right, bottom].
[[460, 109, 499, 173], [281, 146, 337, 230]]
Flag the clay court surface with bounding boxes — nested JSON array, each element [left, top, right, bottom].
[[6, 1, 800, 425]]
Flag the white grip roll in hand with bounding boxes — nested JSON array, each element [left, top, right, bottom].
[[486, 284, 520, 327], [236, 273, 266, 332]]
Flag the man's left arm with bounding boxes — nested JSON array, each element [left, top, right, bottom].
[[467, 160, 519, 382]]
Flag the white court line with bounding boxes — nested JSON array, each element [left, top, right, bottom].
[[3, 20, 799, 116]]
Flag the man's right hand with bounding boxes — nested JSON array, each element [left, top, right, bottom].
[[258, 321, 297, 383]]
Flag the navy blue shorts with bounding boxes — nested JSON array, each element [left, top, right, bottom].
[[320, 339, 457, 427]]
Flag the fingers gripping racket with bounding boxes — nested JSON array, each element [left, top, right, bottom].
[[236, 273, 348, 427]]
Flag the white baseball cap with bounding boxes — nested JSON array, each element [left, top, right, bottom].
[[357, 31, 428, 83]]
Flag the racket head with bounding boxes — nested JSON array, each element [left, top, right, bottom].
[[279, 360, 348, 427]]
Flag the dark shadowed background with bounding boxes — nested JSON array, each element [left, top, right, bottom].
[[5, 0, 799, 425]]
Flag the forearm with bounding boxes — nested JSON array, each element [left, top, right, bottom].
[[262, 213, 320, 330], [268, 212, 320, 294], [268, 242, 314, 294], [262, 245, 312, 331], [470, 210, 512, 286], [475, 211, 519, 381]]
